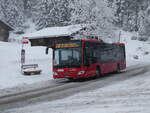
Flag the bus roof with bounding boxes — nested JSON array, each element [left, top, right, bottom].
[[82, 39, 102, 43]]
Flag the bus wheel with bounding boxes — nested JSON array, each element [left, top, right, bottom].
[[95, 67, 101, 78], [68, 78, 74, 81]]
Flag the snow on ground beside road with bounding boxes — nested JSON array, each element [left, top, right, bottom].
[[6, 63, 150, 113], [0, 41, 53, 89], [121, 31, 150, 66]]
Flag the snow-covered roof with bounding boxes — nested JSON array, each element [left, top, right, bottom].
[[24, 24, 86, 39], [0, 20, 13, 31]]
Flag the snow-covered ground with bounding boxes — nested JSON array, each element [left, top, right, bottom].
[[6, 65, 150, 113], [1, 31, 150, 89], [0, 42, 53, 89], [121, 31, 150, 65], [1, 30, 150, 113]]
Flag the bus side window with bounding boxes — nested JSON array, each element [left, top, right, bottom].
[[100, 50, 107, 62], [93, 49, 99, 62], [112, 47, 119, 61], [120, 45, 126, 60]]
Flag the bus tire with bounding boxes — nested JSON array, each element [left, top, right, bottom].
[[95, 67, 101, 78], [68, 78, 74, 81]]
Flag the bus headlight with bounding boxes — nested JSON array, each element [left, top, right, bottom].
[[78, 71, 85, 75], [53, 72, 58, 76]]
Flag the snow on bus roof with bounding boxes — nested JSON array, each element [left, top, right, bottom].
[[24, 24, 86, 39]]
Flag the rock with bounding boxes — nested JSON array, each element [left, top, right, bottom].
[[144, 51, 149, 55], [138, 36, 148, 41], [131, 36, 138, 40], [133, 55, 139, 59]]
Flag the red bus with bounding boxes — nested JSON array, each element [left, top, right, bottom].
[[53, 39, 126, 79]]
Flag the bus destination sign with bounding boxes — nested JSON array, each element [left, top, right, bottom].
[[56, 43, 80, 48]]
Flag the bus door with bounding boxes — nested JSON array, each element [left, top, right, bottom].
[[84, 46, 96, 77]]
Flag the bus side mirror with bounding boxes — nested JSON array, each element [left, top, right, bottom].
[[46, 47, 49, 55]]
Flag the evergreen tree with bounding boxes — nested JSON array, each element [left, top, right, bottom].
[[138, 5, 150, 41], [22, 0, 36, 18], [109, 0, 145, 31], [32, 0, 71, 29], [70, 0, 116, 42], [0, 0, 25, 29]]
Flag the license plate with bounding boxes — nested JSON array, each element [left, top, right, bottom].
[[57, 69, 64, 72]]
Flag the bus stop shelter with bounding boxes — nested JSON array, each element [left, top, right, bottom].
[[24, 24, 86, 47], [21, 24, 86, 75]]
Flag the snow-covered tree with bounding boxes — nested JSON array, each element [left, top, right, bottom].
[[31, 0, 53, 29], [138, 6, 150, 41], [109, 0, 146, 32], [22, 0, 36, 18], [32, 0, 71, 29], [0, 0, 25, 29], [70, 0, 116, 42]]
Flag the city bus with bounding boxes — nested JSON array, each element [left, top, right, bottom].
[[53, 39, 126, 79]]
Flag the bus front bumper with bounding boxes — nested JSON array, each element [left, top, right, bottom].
[[53, 68, 87, 79]]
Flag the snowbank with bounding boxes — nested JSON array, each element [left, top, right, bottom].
[[120, 31, 150, 66], [0, 41, 53, 89]]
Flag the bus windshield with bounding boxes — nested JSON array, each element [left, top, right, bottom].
[[54, 48, 81, 68]]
